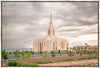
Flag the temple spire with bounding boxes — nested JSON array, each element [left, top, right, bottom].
[[50, 11, 53, 26], [50, 11, 52, 20], [47, 11, 55, 36]]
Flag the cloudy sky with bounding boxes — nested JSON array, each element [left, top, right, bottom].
[[2, 2, 98, 48]]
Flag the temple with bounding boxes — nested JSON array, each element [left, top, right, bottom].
[[33, 12, 69, 53]]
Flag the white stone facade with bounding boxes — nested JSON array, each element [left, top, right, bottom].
[[33, 12, 69, 53]]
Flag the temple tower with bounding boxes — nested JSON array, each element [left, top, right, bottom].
[[47, 11, 55, 37]]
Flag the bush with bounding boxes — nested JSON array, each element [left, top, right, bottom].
[[31, 51, 34, 55], [2, 50, 8, 59], [25, 51, 28, 53], [43, 51, 47, 58], [68, 52, 75, 56], [14, 50, 20, 59], [51, 51, 55, 57], [9, 52, 12, 54], [22, 52, 31, 58], [7, 60, 38, 66], [95, 51, 98, 55], [80, 51, 83, 56], [88, 51, 92, 56], [19, 52, 22, 54], [58, 50, 61, 56], [73, 47, 76, 50], [40, 51, 43, 55], [8, 60, 18, 66]]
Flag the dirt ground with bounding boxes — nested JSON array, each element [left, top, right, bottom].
[[39, 59, 98, 66]]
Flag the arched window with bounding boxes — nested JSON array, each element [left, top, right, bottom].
[[53, 42, 55, 49], [62, 41, 63, 49], [44, 42, 45, 46], [48, 29, 50, 35], [53, 30, 54, 35], [40, 43, 42, 51]]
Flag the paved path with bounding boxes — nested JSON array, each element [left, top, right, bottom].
[[39, 59, 98, 66]]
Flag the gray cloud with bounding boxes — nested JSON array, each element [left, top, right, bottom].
[[2, 2, 98, 48]]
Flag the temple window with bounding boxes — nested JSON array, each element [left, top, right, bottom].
[[48, 29, 50, 35], [53, 30, 54, 35], [44, 42, 45, 46], [40, 43, 42, 51], [62, 41, 63, 49], [53, 42, 55, 49]]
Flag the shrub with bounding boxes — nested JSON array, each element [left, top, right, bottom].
[[22, 52, 31, 58], [80, 51, 83, 56], [68, 52, 75, 56], [8, 60, 18, 66], [95, 51, 98, 55], [40, 51, 43, 55], [43, 51, 47, 58], [76, 51, 79, 54], [58, 50, 61, 56], [51, 51, 55, 57], [19, 52, 22, 54], [14, 50, 20, 60], [9, 52, 12, 54], [25, 51, 28, 53], [81, 47, 83, 49], [73, 47, 76, 50], [7, 60, 38, 66], [31, 51, 34, 55], [88, 51, 92, 56], [2, 50, 8, 59]]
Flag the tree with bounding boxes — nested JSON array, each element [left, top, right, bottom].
[[88, 51, 92, 56], [22, 52, 31, 58], [81, 47, 83, 49], [43, 51, 47, 58], [67, 47, 69, 49], [58, 50, 61, 56], [68, 51, 75, 56], [85, 47, 87, 53], [31, 51, 34, 55], [73, 47, 76, 50], [70, 47, 72, 49], [95, 51, 98, 55], [9, 52, 12, 54], [80, 51, 83, 56], [51, 51, 55, 57], [2, 50, 8, 65], [14, 50, 20, 61], [40, 51, 43, 56]]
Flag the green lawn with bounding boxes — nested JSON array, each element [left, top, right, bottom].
[[36, 56, 98, 64]]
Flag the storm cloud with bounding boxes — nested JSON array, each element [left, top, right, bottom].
[[2, 2, 98, 48]]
